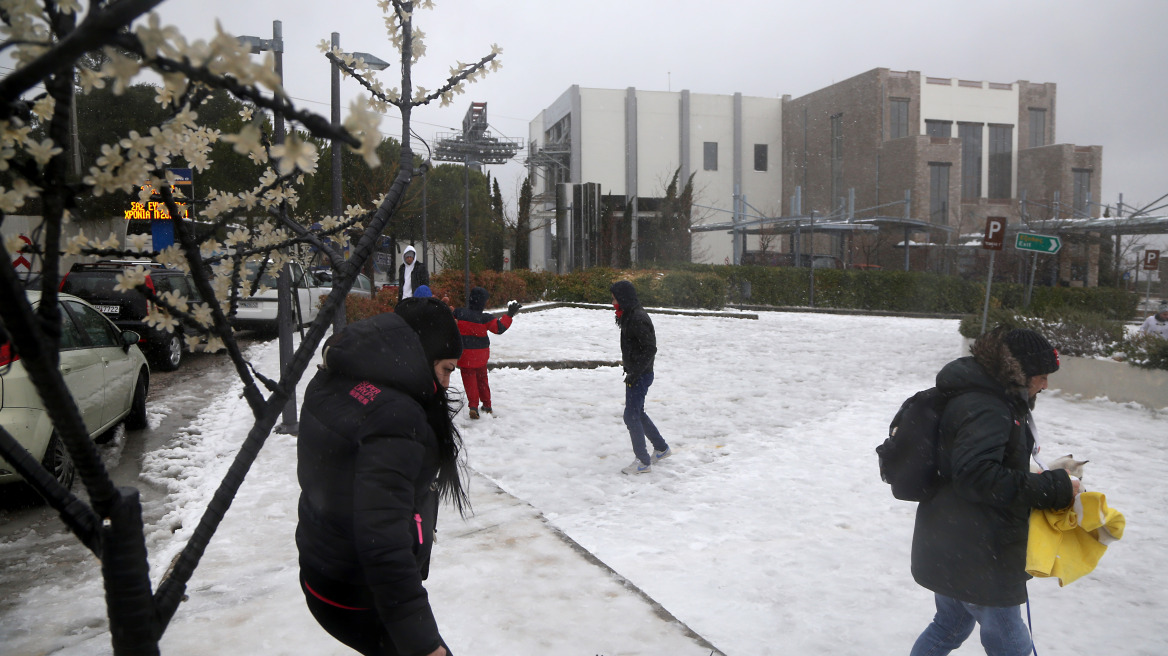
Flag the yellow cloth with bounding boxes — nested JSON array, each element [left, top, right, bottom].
[[1026, 491, 1126, 586]]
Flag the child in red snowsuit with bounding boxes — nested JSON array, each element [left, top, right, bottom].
[[453, 286, 520, 419]]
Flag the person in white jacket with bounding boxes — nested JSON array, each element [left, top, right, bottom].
[[397, 245, 430, 302], [1139, 301, 1168, 339]]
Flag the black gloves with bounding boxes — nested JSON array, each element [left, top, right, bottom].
[[624, 373, 636, 387], [506, 300, 522, 317]]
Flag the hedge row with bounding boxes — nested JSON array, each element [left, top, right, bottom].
[[429, 265, 1138, 319]]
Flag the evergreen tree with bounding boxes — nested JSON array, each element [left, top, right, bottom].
[[515, 177, 533, 268]]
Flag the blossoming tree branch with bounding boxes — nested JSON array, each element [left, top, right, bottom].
[[0, 1, 500, 653]]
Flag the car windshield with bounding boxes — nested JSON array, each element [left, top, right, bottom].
[[243, 262, 281, 290]]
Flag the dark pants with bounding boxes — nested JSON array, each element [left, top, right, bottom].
[[624, 371, 668, 465], [460, 366, 491, 410], [301, 575, 451, 656]]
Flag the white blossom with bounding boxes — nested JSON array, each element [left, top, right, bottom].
[[145, 306, 180, 333], [125, 234, 152, 253], [26, 138, 62, 165], [269, 134, 318, 175], [114, 265, 149, 292]]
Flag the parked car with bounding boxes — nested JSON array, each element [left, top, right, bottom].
[[0, 291, 149, 490], [232, 261, 322, 333], [60, 260, 202, 371], [312, 269, 374, 299]]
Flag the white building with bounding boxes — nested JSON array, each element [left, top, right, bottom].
[[527, 86, 783, 269]]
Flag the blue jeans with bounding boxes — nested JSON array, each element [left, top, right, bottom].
[[910, 594, 1032, 656], [624, 372, 668, 465]]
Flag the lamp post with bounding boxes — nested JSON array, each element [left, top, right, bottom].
[[464, 156, 481, 303], [239, 21, 298, 436], [329, 33, 389, 329]]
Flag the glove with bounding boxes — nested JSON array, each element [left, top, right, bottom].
[[506, 300, 522, 317], [624, 373, 636, 387]]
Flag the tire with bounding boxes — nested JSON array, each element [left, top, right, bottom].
[[154, 332, 182, 371], [41, 431, 76, 491], [125, 371, 149, 430]]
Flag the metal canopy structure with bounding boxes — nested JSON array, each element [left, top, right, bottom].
[[433, 102, 522, 164]]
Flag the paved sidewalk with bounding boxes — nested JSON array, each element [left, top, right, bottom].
[[430, 471, 723, 655]]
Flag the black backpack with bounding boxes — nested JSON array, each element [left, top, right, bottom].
[[876, 387, 952, 501]]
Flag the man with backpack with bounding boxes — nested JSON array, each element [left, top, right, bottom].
[[909, 327, 1079, 656]]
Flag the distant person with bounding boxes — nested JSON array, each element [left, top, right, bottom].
[[611, 280, 671, 475], [297, 297, 467, 656], [397, 245, 429, 302], [453, 286, 520, 419], [1139, 300, 1168, 339], [908, 327, 1078, 656]]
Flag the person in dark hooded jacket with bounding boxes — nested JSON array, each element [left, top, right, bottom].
[[453, 286, 520, 419], [909, 326, 1078, 656], [611, 280, 671, 475], [297, 297, 468, 656]]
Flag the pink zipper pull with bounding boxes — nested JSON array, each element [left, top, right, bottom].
[[414, 513, 424, 545]]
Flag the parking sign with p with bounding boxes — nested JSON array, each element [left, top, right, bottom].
[[1144, 250, 1161, 271], [983, 217, 1006, 251]]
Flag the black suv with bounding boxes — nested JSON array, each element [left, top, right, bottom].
[[60, 260, 203, 371]]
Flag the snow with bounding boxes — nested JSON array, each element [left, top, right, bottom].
[[1, 307, 1166, 655]]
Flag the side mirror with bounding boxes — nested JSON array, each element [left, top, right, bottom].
[[121, 330, 141, 352]]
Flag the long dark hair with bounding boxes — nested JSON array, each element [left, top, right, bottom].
[[425, 385, 471, 517]]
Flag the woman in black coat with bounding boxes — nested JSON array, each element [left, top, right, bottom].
[[297, 298, 467, 656], [910, 327, 1075, 655]]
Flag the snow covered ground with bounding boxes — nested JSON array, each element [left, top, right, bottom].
[[1, 307, 1164, 655]]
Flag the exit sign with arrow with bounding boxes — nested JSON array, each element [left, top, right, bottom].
[[1015, 232, 1061, 254]]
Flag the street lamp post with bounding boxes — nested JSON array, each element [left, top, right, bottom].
[[239, 21, 298, 436], [464, 157, 481, 303], [328, 33, 389, 330]]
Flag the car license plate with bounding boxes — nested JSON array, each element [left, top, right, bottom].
[[95, 305, 120, 316], [239, 300, 259, 309]]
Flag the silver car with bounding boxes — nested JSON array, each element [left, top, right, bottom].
[[0, 291, 150, 489]]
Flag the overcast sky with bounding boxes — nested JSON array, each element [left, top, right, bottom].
[[147, 0, 1166, 216]]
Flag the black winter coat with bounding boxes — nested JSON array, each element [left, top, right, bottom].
[[296, 313, 446, 655], [911, 340, 1074, 607], [611, 281, 656, 380]]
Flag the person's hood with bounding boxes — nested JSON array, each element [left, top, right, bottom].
[[468, 286, 489, 312], [610, 280, 640, 309], [937, 328, 1029, 405], [403, 245, 417, 260], [323, 312, 433, 401]]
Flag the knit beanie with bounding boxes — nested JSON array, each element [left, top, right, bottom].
[[394, 297, 462, 362], [1004, 328, 1060, 377]]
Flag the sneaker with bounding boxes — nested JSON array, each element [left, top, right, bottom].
[[653, 447, 672, 462], [621, 459, 652, 475], [468, 408, 480, 420]]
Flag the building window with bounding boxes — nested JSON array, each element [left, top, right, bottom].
[[889, 98, 909, 140], [988, 124, 1013, 199], [925, 120, 951, 138], [1073, 169, 1092, 217], [830, 113, 843, 204], [753, 144, 768, 172], [958, 122, 982, 199], [703, 141, 718, 171], [929, 163, 951, 225], [1029, 108, 1046, 148]]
